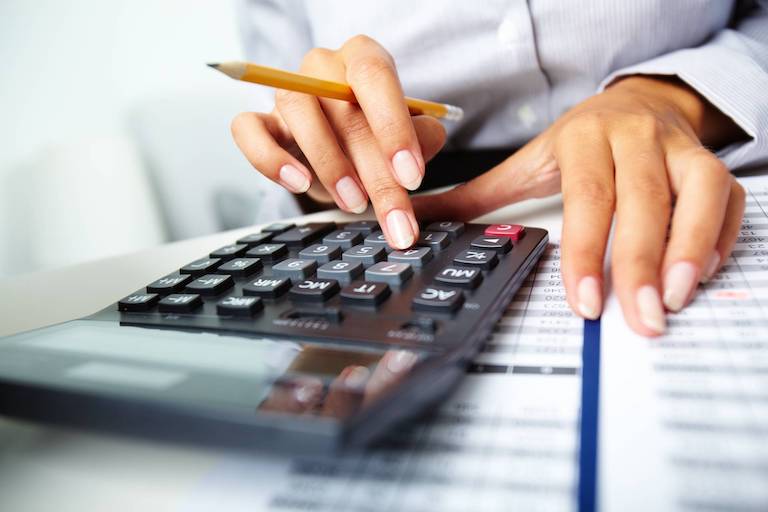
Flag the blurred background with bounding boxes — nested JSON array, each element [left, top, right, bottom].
[[0, 0, 299, 278]]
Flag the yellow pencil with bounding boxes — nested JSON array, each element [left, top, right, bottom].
[[208, 61, 464, 121]]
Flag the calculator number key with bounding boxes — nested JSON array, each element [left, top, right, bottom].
[[388, 247, 433, 267], [272, 258, 318, 280], [298, 244, 342, 264], [317, 260, 363, 283], [363, 232, 395, 252], [453, 249, 498, 270], [342, 245, 386, 266], [365, 262, 413, 286], [323, 230, 363, 249], [434, 266, 483, 289], [416, 231, 450, 250], [412, 287, 464, 312]]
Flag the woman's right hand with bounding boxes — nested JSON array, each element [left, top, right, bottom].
[[231, 35, 447, 249]]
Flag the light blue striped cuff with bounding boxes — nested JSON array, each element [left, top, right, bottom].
[[598, 30, 768, 171]]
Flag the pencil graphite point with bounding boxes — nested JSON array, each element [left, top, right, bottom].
[[207, 63, 220, 69]]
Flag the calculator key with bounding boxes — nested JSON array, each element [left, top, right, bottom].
[[289, 278, 341, 302], [323, 229, 363, 249], [242, 277, 291, 298], [217, 258, 262, 277], [273, 223, 335, 247], [158, 294, 203, 313], [272, 258, 318, 280], [246, 243, 288, 263], [470, 235, 512, 253], [434, 266, 483, 289], [365, 262, 413, 286], [180, 258, 221, 277], [454, 249, 498, 269], [210, 244, 248, 260], [363, 232, 395, 252], [118, 293, 160, 312], [317, 260, 363, 283], [146, 273, 192, 294], [216, 296, 263, 317], [412, 286, 464, 312], [261, 222, 295, 234], [298, 244, 342, 264], [388, 247, 433, 267], [236, 232, 273, 246], [484, 224, 525, 241], [344, 220, 380, 234], [340, 282, 391, 306], [416, 231, 450, 251], [342, 245, 386, 266], [425, 221, 464, 238], [185, 274, 234, 296]]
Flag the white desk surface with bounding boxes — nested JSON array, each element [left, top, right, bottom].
[[0, 197, 563, 511]]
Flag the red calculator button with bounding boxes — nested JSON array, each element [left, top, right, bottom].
[[484, 224, 525, 240]]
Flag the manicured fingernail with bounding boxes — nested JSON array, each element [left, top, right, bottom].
[[336, 176, 367, 213], [278, 164, 310, 193], [663, 261, 698, 312], [386, 209, 416, 248], [391, 150, 423, 190], [701, 251, 720, 283], [344, 366, 370, 389], [577, 276, 602, 320], [386, 350, 418, 373], [636, 285, 666, 334]]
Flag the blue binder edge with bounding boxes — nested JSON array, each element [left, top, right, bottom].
[[578, 318, 600, 512]]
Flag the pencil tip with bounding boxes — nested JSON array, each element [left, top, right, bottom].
[[207, 63, 220, 69]]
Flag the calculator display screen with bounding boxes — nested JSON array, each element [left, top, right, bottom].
[[0, 320, 427, 422]]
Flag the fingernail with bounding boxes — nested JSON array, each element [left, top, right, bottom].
[[391, 150, 423, 191], [577, 276, 602, 320], [663, 261, 698, 312], [386, 209, 416, 248], [344, 366, 370, 389], [701, 251, 720, 283], [336, 176, 367, 213], [636, 285, 666, 334], [278, 164, 310, 193], [386, 350, 418, 373]]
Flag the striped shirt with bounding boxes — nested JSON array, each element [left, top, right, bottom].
[[238, 0, 768, 170]]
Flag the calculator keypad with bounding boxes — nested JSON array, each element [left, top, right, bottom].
[[118, 220, 548, 350]]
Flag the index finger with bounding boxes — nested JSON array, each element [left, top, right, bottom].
[[341, 35, 424, 190]]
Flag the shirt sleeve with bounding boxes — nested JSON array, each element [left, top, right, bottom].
[[236, 0, 313, 111], [598, 1, 768, 170]]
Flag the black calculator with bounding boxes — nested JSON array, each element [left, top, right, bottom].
[[0, 220, 547, 451]]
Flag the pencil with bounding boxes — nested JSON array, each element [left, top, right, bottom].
[[208, 61, 464, 122]]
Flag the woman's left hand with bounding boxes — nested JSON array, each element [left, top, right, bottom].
[[414, 75, 746, 336]]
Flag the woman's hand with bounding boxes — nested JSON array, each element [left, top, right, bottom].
[[414, 75, 746, 336], [231, 35, 446, 249]]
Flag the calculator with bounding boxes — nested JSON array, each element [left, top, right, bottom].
[[0, 220, 547, 451]]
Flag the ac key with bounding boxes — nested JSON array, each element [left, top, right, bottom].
[[412, 286, 464, 312]]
